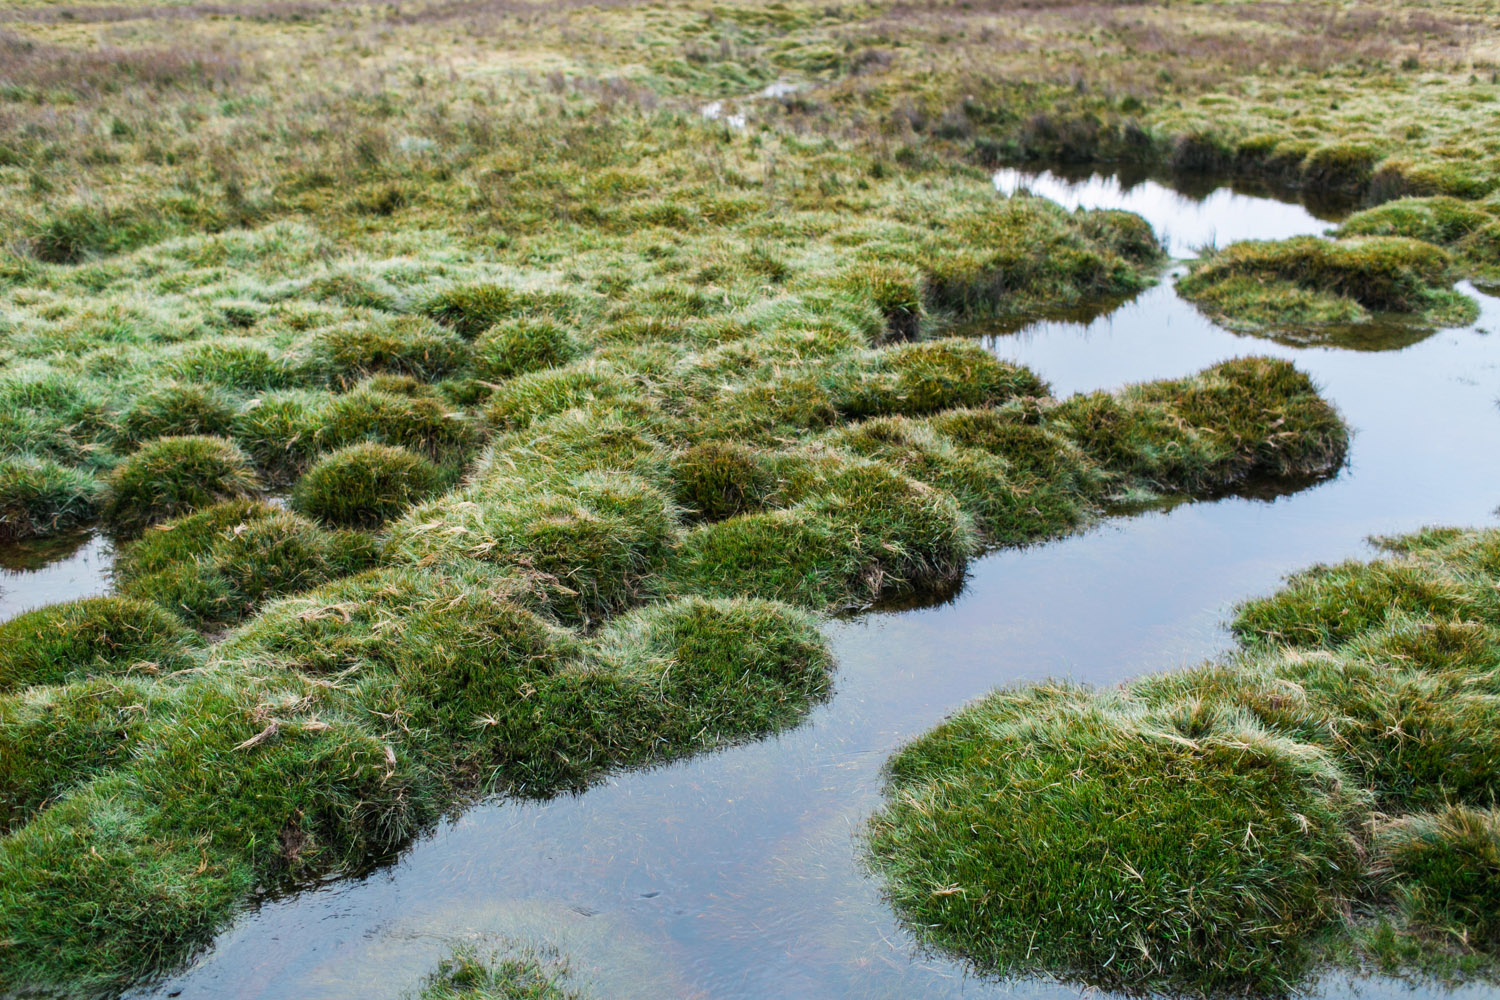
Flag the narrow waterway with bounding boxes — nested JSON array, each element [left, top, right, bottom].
[[84, 170, 1500, 999]]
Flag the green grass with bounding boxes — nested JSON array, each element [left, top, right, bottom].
[[0, 456, 99, 541], [291, 442, 444, 529], [1179, 235, 1479, 336], [869, 526, 1500, 994], [100, 436, 262, 537], [415, 948, 581, 1000]]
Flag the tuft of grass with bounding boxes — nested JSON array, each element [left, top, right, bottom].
[[115, 500, 380, 628], [0, 597, 200, 693], [871, 525, 1500, 993], [421, 284, 526, 339], [668, 441, 776, 522], [292, 442, 443, 529], [100, 436, 262, 537], [473, 318, 582, 382], [1179, 235, 1474, 335], [0, 457, 100, 541], [868, 683, 1366, 995], [305, 317, 472, 389], [121, 383, 237, 445], [415, 948, 581, 1000], [1377, 807, 1500, 947]]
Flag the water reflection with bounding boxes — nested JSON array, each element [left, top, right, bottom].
[[133, 178, 1500, 1000], [0, 532, 112, 623], [993, 166, 1348, 256]]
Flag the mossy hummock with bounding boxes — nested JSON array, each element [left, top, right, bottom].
[[868, 527, 1500, 995]]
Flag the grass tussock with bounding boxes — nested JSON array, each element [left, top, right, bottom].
[[869, 526, 1500, 994], [415, 948, 581, 1000], [100, 436, 262, 537], [1178, 235, 1477, 335], [291, 442, 443, 529]]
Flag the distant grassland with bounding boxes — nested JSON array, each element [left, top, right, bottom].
[[0, 0, 1494, 996]]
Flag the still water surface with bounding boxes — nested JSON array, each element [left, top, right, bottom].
[[83, 170, 1500, 998]]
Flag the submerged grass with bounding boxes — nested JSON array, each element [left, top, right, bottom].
[[868, 527, 1500, 995]]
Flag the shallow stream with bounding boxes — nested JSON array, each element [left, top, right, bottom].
[[13, 171, 1500, 999]]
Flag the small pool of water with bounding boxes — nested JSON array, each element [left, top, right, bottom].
[[0, 532, 113, 623], [97, 175, 1500, 999], [993, 166, 1343, 256]]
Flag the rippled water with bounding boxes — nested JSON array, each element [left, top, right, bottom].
[[0, 532, 112, 623], [64, 172, 1500, 999]]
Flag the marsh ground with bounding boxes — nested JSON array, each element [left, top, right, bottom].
[[4, 0, 1500, 997]]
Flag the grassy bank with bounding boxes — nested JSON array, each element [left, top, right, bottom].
[[868, 527, 1500, 995]]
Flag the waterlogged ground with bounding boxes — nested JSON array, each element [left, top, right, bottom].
[[72, 176, 1497, 999]]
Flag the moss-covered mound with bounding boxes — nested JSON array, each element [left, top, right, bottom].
[[869, 526, 1500, 994], [1178, 235, 1477, 336], [0, 573, 829, 994], [0, 597, 200, 693], [113, 500, 381, 628], [292, 442, 443, 528], [100, 436, 262, 537]]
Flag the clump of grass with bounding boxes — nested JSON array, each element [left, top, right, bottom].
[[305, 317, 472, 388], [833, 339, 1048, 418], [0, 456, 100, 540], [168, 341, 297, 391], [668, 441, 776, 522], [867, 683, 1366, 995], [870, 525, 1500, 993], [473, 318, 582, 381], [317, 382, 481, 465], [1337, 197, 1493, 246], [838, 262, 925, 341], [1051, 358, 1347, 493], [1377, 807, 1500, 947], [387, 472, 677, 627], [923, 200, 1162, 319], [120, 383, 237, 444], [1231, 559, 1471, 649], [229, 390, 325, 484], [292, 442, 443, 528], [115, 500, 379, 628], [421, 284, 524, 339], [1178, 235, 1474, 334], [415, 948, 581, 1000], [100, 436, 261, 536], [1301, 143, 1382, 194], [0, 597, 200, 692]]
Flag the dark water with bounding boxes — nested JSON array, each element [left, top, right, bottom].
[[89, 173, 1500, 999]]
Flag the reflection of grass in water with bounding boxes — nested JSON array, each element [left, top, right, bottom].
[[868, 526, 1500, 995], [0, 530, 96, 573]]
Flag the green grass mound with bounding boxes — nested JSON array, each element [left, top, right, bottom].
[[316, 382, 481, 465], [1337, 197, 1494, 247], [387, 472, 676, 627], [868, 684, 1366, 995], [0, 597, 200, 692], [100, 436, 262, 536], [923, 198, 1163, 318], [305, 316, 472, 388], [292, 443, 443, 528], [0, 456, 100, 540], [0, 562, 831, 993], [114, 500, 380, 628], [668, 441, 777, 522], [120, 383, 237, 445], [1179, 235, 1476, 335], [1050, 357, 1347, 493], [1377, 807, 1500, 948], [473, 318, 583, 381], [871, 526, 1500, 993]]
